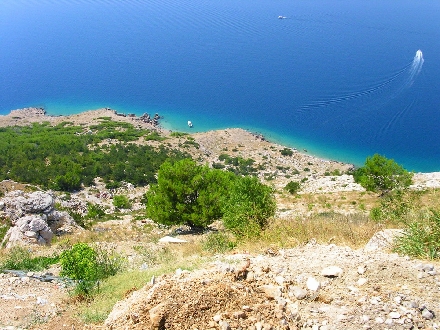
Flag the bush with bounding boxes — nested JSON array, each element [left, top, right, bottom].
[[145, 159, 234, 228], [280, 148, 293, 156], [60, 243, 123, 296], [222, 176, 276, 238], [87, 203, 106, 219], [202, 232, 236, 254], [113, 195, 131, 209], [393, 210, 440, 259], [354, 154, 413, 194], [285, 181, 301, 194]]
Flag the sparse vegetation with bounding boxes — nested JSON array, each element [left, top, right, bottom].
[[2, 113, 440, 328], [394, 209, 440, 260], [0, 246, 59, 271]]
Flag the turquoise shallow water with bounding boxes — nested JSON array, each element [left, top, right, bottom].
[[1, 0, 439, 171]]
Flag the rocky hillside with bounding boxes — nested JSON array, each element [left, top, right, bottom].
[[0, 108, 440, 329], [105, 242, 440, 330]]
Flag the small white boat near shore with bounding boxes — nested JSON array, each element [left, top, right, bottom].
[[188, 120, 193, 128]]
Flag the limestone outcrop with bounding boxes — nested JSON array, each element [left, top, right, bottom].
[[0, 190, 81, 248]]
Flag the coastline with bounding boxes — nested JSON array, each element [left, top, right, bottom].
[[1, 107, 439, 193]]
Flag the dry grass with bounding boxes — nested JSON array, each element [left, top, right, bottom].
[[239, 212, 387, 253], [276, 190, 379, 216]]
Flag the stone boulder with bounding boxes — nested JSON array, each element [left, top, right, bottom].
[[364, 229, 404, 252], [0, 190, 81, 248]]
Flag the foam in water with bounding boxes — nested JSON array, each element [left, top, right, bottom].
[[407, 49, 424, 85]]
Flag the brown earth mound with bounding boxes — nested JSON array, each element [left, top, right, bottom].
[[105, 244, 440, 330]]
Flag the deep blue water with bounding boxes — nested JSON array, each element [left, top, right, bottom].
[[1, 0, 439, 172]]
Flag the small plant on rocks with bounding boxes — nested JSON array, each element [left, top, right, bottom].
[[284, 181, 301, 194], [394, 209, 440, 259]]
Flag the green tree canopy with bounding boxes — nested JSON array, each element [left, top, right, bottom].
[[145, 159, 235, 228], [0, 120, 187, 191], [353, 154, 413, 194]]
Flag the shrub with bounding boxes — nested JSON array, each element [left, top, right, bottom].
[[353, 154, 413, 194], [112, 195, 131, 209], [202, 232, 236, 254], [60, 243, 100, 295], [393, 210, 440, 259], [280, 148, 293, 156], [87, 203, 106, 219], [170, 132, 188, 137], [60, 243, 123, 296], [222, 176, 276, 238], [285, 181, 301, 194]]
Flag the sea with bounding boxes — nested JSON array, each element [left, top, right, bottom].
[[1, 0, 439, 172]]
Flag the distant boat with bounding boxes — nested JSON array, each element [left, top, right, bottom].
[[278, 16, 287, 19], [188, 121, 193, 128]]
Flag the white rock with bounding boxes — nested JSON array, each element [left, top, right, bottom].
[[36, 297, 48, 305], [290, 286, 307, 300], [360, 315, 370, 323], [357, 265, 366, 275], [158, 236, 187, 243], [213, 314, 222, 322], [24, 231, 38, 238], [306, 277, 321, 291], [364, 229, 404, 252], [287, 302, 299, 317], [389, 312, 401, 319], [375, 317, 384, 324], [321, 266, 343, 277], [219, 320, 230, 330], [357, 278, 368, 286], [422, 264, 434, 272], [39, 229, 53, 241], [28, 217, 47, 232], [421, 309, 434, 320], [275, 275, 285, 286], [384, 318, 393, 325]]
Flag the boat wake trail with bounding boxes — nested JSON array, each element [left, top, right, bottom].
[[295, 49, 425, 131], [406, 49, 424, 88]]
